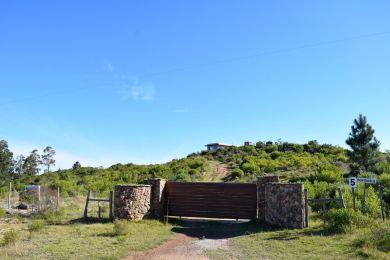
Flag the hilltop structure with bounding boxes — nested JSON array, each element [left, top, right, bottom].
[[205, 143, 234, 152]]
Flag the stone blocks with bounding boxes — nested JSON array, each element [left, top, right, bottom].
[[257, 176, 279, 221], [264, 183, 304, 228], [114, 184, 152, 220]]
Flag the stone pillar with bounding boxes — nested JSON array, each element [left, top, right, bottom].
[[114, 184, 152, 220], [264, 183, 305, 228], [256, 176, 279, 221], [144, 179, 167, 218]]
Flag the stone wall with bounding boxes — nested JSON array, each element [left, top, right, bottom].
[[144, 179, 167, 218], [264, 183, 304, 228], [114, 184, 152, 220], [256, 176, 279, 221]]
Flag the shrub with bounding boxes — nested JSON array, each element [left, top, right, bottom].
[[38, 208, 65, 224], [368, 222, 390, 252], [241, 162, 260, 175], [230, 169, 244, 179], [356, 221, 390, 253], [325, 208, 371, 233], [113, 220, 130, 236], [0, 208, 6, 218], [28, 219, 45, 232], [270, 151, 282, 160], [1, 229, 19, 246], [313, 165, 343, 183]]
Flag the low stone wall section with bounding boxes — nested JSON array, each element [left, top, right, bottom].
[[114, 184, 152, 220], [264, 183, 304, 228]]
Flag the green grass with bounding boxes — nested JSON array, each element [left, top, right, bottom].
[[0, 220, 172, 260], [1, 196, 388, 260], [204, 218, 389, 260], [0, 197, 173, 260], [1, 229, 19, 247]]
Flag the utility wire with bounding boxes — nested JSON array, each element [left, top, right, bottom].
[[1, 30, 390, 107], [137, 30, 390, 78]]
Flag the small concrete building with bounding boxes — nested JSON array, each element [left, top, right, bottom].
[[205, 143, 234, 152]]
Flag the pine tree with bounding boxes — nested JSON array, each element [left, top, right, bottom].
[[72, 161, 81, 171], [346, 114, 381, 174]]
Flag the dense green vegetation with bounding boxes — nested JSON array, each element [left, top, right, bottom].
[[1, 140, 390, 216], [1, 140, 350, 196]]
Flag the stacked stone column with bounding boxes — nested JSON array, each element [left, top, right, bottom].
[[114, 184, 152, 220], [114, 179, 167, 220], [256, 176, 279, 221], [143, 178, 167, 218]]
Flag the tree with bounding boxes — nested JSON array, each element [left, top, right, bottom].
[[346, 114, 381, 174], [0, 140, 14, 183], [72, 161, 81, 171], [23, 149, 41, 176], [42, 146, 56, 173], [14, 155, 26, 177]]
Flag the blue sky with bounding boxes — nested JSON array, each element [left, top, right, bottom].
[[1, 1, 389, 169]]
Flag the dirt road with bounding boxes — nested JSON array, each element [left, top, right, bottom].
[[126, 233, 230, 260]]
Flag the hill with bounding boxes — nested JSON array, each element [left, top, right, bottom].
[[3, 140, 350, 196]]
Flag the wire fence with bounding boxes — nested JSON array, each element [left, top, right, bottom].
[[1, 184, 60, 215]]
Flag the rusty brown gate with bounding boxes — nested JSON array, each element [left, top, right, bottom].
[[165, 182, 257, 219]]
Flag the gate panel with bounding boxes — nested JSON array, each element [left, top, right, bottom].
[[165, 182, 257, 219]]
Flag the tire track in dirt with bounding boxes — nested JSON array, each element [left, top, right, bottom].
[[126, 233, 230, 260]]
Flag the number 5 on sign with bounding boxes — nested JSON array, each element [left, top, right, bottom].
[[349, 177, 357, 188]]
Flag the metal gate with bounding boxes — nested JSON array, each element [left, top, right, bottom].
[[165, 182, 257, 219]]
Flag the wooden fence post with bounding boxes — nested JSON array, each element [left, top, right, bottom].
[[337, 188, 346, 209], [37, 185, 41, 211], [109, 191, 114, 221], [351, 187, 356, 210], [98, 202, 102, 221], [379, 185, 385, 221], [304, 189, 309, 228], [8, 182, 11, 209], [84, 190, 91, 219], [57, 187, 60, 212]]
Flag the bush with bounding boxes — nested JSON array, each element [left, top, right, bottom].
[[356, 221, 390, 253], [28, 219, 45, 232], [241, 162, 260, 175], [313, 165, 343, 183], [230, 169, 244, 179], [325, 208, 371, 233], [0, 208, 6, 218], [368, 222, 390, 252], [38, 208, 65, 224], [1, 229, 19, 246], [113, 220, 130, 236]]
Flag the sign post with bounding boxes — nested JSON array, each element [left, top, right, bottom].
[[349, 177, 377, 212], [349, 177, 357, 210]]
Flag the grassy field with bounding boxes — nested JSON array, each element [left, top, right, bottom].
[[0, 196, 388, 260], [0, 197, 173, 260], [203, 218, 389, 260]]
